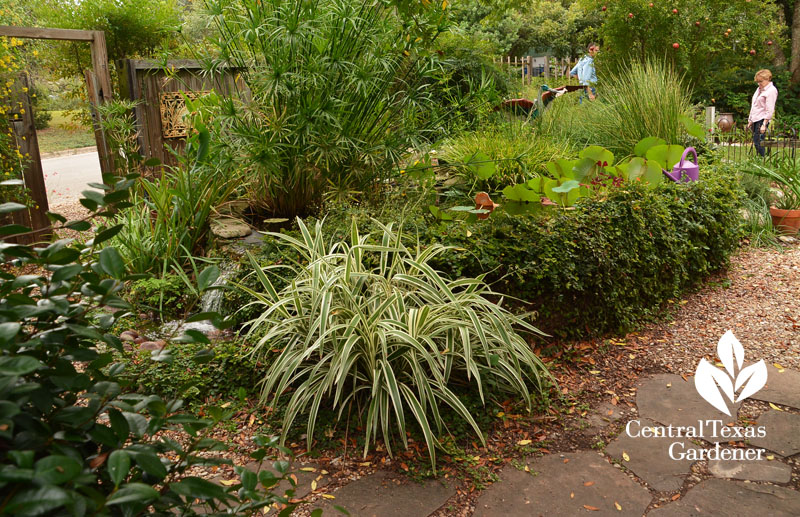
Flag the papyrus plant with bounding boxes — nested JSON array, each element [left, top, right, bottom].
[[240, 218, 553, 466]]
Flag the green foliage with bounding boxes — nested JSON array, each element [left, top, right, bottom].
[[279, 167, 743, 339], [741, 154, 800, 210], [120, 340, 260, 405], [111, 123, 239, 274], [439, 120, 570, 190], [126, 273, 192, 320], [0, 178, 297, 516], [204, 0, 458, 217], [240, 218, 553, 467], [593, 0, 783, 95], [538, 60, 693, 156], [33, 0, 181, 75]]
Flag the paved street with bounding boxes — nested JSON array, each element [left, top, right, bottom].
[[42, 149, 103, 206]]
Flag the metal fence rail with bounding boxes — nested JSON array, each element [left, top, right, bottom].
[[712, 121, 798, 163]]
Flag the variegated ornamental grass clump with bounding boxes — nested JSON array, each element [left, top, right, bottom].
[[240, 219, 553, 466]]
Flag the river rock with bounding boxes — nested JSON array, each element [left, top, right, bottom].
[[120, 331, 137, 342]]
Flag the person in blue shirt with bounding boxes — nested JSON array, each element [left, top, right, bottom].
[[570, 43, 599, 102]]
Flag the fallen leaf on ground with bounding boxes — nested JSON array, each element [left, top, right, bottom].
[[583, 505, 599, 511], [300, 467, 316, 472], [769, 403, 783, 411], [220, 479, 237, 486], [570, 492, 574, 499], [583, 481, 595, 486], [321, 494, 335, 499], [622, 452, 630, 462], [671, 494, 681, 501], [615, 502, 622, 511], [518, 439, 532, 446]]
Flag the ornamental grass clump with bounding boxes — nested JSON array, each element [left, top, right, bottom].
[[240, 219, 552, 466]]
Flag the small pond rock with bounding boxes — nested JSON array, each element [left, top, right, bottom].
[[210, 217, 252, 239]]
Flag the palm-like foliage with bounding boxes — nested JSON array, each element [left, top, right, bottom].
[[204, 0, 445, 216], [240, 219, 552, 466]]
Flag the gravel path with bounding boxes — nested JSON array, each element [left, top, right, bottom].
[[633, 244, 800, 374]]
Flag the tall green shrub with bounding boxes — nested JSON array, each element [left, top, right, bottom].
[[205, 0, 452, 217]]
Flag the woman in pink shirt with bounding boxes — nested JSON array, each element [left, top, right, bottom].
[[746, 69, 778, 157]]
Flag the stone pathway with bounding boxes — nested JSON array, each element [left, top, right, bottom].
[[273, 367, 800, 516]]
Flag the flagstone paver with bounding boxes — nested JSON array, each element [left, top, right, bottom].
[[647, 478, 800, 516], [472, 451, 652, 517], [311, 470, 455, 517], [751, 366, 800, 409], [605, 418, 694, 492], [708, 458, 792, 483], [583, 402, 626, 435], [635, 374, 739, 441], [748, 410, 800, 457]]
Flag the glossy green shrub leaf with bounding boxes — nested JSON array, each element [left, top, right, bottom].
[[108, 450, 131, 487], [0, 356, 42, 376], [0, 202, 27, 214], [99, 248, 125, 279], [0, 322, 20, 343], [105, 482, 159, 506], [4, 486, 70, 516], [35, 455, 82, 485], [197, 265, 221, 292]]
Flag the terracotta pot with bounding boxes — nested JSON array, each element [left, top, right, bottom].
[[717, 113, 734, 133], [770, 206, 800, 235]]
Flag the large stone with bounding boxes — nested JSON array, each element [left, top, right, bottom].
[[582, 402, 626, 436], [311, 470, 454, 517], [473, 451, 651, 517], [636, 374, 739, 441], [749, 410, 800, 457], [648, 478, 800, 516], [210, 217, 252, 239], [751, 366, 800, 410], [605, 419, 694, 492], [708, 458, 792, 483]]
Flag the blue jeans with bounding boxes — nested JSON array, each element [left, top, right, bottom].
[[752, 119, 766, 156], [579, 86, 596, 104]]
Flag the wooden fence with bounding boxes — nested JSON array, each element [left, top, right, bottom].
[[117, 59, 243, 167], [493, 56, 577, 87]]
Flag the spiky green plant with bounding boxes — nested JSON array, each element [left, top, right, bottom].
[[538, 60, 692, 156], [204, 0, 456, 217], [240, 218, 552, 466]]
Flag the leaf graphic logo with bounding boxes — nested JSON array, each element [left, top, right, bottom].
[[694, 331, 768, 416]]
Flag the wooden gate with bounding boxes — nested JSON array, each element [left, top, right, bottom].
[[118, 59, 243, 167], [0, 25, 114, 244], [2, 73, 50, 244]]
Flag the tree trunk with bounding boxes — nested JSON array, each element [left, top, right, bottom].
[[792, 0, 800, 84]]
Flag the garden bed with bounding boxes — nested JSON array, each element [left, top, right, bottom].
[[228, 167, 744, 341]]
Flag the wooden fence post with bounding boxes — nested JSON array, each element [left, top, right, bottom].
[[7, 73, 50, 243]]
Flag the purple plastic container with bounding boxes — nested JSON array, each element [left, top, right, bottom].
[[663, 147, 699, 183]]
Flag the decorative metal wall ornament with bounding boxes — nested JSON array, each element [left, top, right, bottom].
[[159, 91, 208, 138]]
